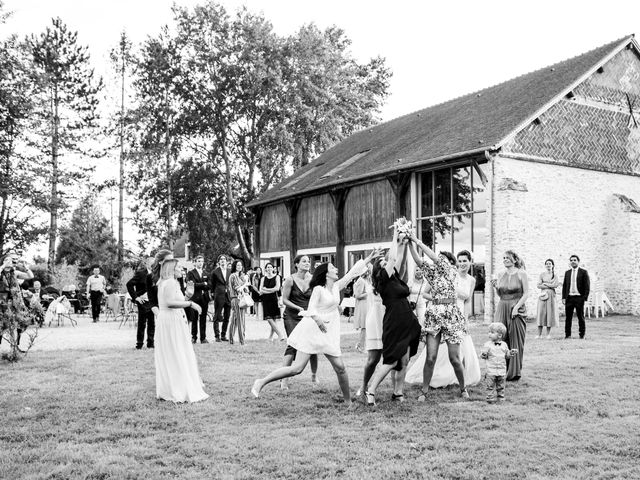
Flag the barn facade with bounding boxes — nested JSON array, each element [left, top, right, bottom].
[[249, 35, 640, 318]]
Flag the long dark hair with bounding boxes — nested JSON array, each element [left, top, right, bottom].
[[545, 258, 555, 280], [309, 263, 329, 289], [371, 257, 387, 295]]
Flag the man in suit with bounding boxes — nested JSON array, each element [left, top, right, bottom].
[[209, 254, 231, 342], [187, 255, 211, 344], [86, 266, 107, 322], [562, 254, 590, 339], [127, 257, 155, 349]]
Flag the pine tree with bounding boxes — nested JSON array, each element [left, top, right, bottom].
[[28, 18, 103, 272]]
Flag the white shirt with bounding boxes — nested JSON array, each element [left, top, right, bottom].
[[86, 275, 106, 294], [569, 268, 580, 296]]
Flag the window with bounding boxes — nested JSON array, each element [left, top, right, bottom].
[[416, 162, 489, 317]]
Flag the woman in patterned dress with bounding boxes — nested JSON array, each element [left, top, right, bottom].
[[405, 230, 469, 400]]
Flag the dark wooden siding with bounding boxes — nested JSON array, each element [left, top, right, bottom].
[[259, 203, 290, 252], [296, 194, 336, 249], [344, 180, 396, 244]]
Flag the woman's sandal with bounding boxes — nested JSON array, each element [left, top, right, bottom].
[[417, 390, 429, 402], [365, 391, 376, 406], [391, 393, 405, 403]]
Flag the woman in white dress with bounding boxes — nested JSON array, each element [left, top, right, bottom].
[[251, 249, 381, 406], [406, 250, 481, 388], [155, 259, 209, 403]]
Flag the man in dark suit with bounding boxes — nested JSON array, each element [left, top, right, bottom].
[[209, 254, 231, 342], [562, 254, 590, 339], [187, 255, 211, 344], [126, 257, 155, 349]]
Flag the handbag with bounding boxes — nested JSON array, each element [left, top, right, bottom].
[[185, 281, 195, 301], [409, 279, 424, 312], [239, 293, 254, 309], [538, 291, 548, 301]]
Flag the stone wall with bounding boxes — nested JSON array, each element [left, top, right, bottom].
[[486, 156, 640, 318]]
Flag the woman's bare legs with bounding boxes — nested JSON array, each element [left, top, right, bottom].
[[281, 353, 319, 389], [324, 354, 352, 406], [420, 333, 441, 398], [360, 349, 382, 394], [252, 353, 311, 397], [446, 341, 466, 394]]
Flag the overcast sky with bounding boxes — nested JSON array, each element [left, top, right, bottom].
[[4, 0, 640, 255]]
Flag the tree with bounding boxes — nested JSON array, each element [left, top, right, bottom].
[[0, 3, 48, 254], [28, 18, 103, 272], [172, 2, 391, 263], [109, 31, 133, 264], [56, 195, 120, 284], [284, 24, 391, 168], [128, 27, 184, 249]]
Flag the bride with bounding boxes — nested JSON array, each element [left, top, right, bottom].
[[252, 249, 381, 406], [155, 258, 209, 403], [406, 250, 481, 388]]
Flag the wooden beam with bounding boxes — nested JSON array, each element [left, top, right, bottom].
[[285, 198, 302, 269], [252, 206, 263, 266], [329, 188, 350, 276], [387, 172, 411, 217]]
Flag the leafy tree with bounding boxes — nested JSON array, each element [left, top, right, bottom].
[[27, 18, 103, 272], [284, 24, 391, 168], [56, 195, 120, 284], [0, 5, 48, 254], [127, 27, 184, 249], [172, 2, 391, 263]]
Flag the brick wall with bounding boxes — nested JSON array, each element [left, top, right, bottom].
[[486, 156, 640, 319]]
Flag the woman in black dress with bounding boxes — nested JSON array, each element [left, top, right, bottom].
[[281, 254, 318, 388], [250, 267, 263, 319], [365, 226, 421, 406], [259, 263, 284, 341]]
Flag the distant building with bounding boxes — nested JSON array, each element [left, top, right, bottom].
[[249, 35, 640, 318]]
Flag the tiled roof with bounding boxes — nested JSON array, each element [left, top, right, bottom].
[[249, 35, 633, 207]]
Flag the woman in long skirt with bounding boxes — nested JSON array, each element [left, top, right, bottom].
[[154, 258, 208, 403], [490, 250, 529, 381], [228, 260, 249, 345]]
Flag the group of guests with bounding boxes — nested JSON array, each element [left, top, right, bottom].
[[129, 229, 591, 405]]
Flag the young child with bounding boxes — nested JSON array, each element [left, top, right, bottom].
[[480, 323, 518, 403]]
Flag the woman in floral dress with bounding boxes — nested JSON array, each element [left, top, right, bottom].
[[406, 231, 469, 400]]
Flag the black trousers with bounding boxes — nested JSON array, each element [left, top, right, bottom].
[[190, 299, 209, 341], [213, 294, 230, 339], [565, 296, 586, 338], [90, 291, 103, 320], [136, 305, 155, 348]]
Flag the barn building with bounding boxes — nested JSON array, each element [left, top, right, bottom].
[[248, 35, 640, 319]]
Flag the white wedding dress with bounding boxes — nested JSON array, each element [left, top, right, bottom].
[[406, 274, 481, 387], [155, 278, 209, 403], [287, 260, 368, 357]]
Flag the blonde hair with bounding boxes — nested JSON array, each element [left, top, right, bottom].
[[504, 250, 525, 270], [488, 322, 507, 339], [159, 259, 178, 280]]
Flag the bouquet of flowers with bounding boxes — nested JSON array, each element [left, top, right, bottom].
[[389, 217, 413, 240]]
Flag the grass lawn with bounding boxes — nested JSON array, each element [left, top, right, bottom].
[[1, 316, 639, 480]]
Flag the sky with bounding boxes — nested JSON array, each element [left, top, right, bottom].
[[3, 0, 640, 255]]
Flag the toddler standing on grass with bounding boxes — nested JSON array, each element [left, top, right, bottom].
[[480, 323, 518, 403]]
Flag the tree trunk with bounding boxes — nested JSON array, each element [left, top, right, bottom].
[[118, 46, 125, 264], [166, 147, 173, 250], [221, 146, 250, 262], [48, 84, 59, 273]]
